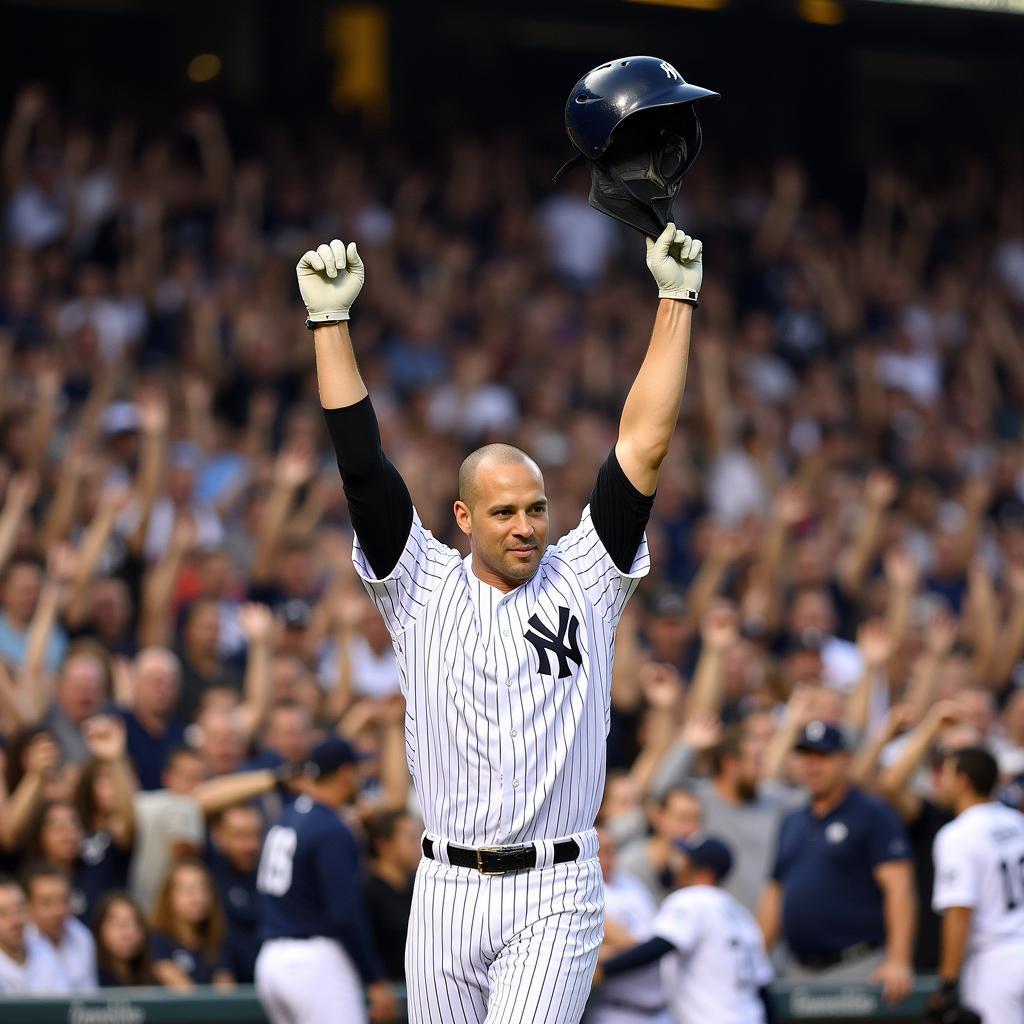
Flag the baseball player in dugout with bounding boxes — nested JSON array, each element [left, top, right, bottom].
[[296, 217, 701, 1023]]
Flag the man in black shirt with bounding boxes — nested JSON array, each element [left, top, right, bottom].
[[877, 700, 981, 971], [207, 804, 263, 984], [363, 810, 421, 982]]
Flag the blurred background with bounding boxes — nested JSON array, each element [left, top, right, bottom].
[[0, 0, 1023, 1021]]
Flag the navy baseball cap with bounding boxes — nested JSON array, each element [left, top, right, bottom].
[[305, 737, 363, 779], [795, 720, 847, 755], [674, 835, 733, 882]]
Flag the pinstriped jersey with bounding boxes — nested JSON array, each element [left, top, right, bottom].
[[353, 505, 650, 846]]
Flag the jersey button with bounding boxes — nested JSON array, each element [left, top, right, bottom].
[[510, 730, 517, 737], [512, 779, 519, 788], [502, 629, 510, 637], [505, 680, 513, 687]]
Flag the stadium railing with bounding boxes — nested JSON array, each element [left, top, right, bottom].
[[0, 978, 940, 1023]]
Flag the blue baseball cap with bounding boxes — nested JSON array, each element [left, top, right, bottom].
[[674, 835, 733, 882], [795, 720, 847, 755], [305, 737, 363, 779]]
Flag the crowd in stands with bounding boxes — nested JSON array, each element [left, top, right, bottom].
[[0, 84, 1023, 1008]]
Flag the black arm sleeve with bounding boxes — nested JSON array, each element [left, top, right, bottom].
[[759, 986, 777, 1024], [322, 397, 414, 580], [601, 936, 676, 979], [588, 448, 655, 573]]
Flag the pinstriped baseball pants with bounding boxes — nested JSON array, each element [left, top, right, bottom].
[[405, 832, 605, 1024]]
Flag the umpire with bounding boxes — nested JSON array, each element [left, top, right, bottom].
[[757, 721, 916, 1004]]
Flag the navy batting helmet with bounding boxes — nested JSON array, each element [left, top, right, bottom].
[[555, 56, 719, 238]]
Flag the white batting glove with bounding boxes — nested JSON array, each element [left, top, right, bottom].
[[645, 222, 702, 304], [296, 239, 364, 323]]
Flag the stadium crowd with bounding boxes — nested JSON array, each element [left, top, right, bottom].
[[0, 84, 1024, 1012]]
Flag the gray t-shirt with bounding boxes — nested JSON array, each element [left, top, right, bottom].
[[616, 838, 669, 904], [652, 741, 804, 913], [693, 778, 801, 915], [129, 790, 205, 913]]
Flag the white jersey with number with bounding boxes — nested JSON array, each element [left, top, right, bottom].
[[586, 871, 670, 1023], [653, 885, 772, 1024], [353, 506, 649, 846], [933, 801, 1024, 953]]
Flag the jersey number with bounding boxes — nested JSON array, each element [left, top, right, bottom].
[[257, 826, 297, 896], [998, 855, 1024, 912]]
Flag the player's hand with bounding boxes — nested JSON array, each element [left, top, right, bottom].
[[366, 980, 398, 1023], [645, 222, 702, 303], [296, 239, 364, 323], [872, 959, 913, 1005], [925, 981, 980, 1023]]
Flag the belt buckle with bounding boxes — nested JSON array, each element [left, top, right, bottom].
[[475, 846, 506, 876]]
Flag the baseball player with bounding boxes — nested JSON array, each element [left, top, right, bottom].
[[930, 746, 1024, 1023], [254, 737, 396, 1024], [595, 836, 774, 1024], [586, 826, 671, 1024], [296, 221, 702, 1024]]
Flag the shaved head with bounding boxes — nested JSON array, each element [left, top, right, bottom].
[[458, 444, 540, 509], [454, 444, 549, 591]]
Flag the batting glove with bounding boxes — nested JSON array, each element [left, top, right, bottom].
[[646, 222, 702, 305], [296, 239, 364, 323], [925, 982, 982, 1024]]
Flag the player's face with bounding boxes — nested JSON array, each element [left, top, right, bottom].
[[456, 462, 549, 588], [0, 885, 27, 949], [27, 876, 70, 943]]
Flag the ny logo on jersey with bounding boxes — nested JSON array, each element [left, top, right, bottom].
[[524, 606, 582, 679], [660, 60, 682, 81]]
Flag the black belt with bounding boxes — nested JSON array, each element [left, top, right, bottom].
[[794, 941, 882, 970], [422, 836, 580, 875]]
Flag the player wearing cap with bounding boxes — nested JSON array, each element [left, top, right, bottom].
[[586, 826, 671, 1024], [254, 737, 397, 1024], [595, 836, 773, 1024], [929, 746, 1024, 1023], [758, 721, 916, 1004]]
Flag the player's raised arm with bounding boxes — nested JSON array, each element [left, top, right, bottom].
[[615, 223, 701, 497], [297, 240, 368, 408], [297, 240, 413, 581]]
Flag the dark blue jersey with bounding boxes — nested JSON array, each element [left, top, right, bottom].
[[256, 795, 383, 984], [206, 846, 260, 984], [771, 787, 911, 957]]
